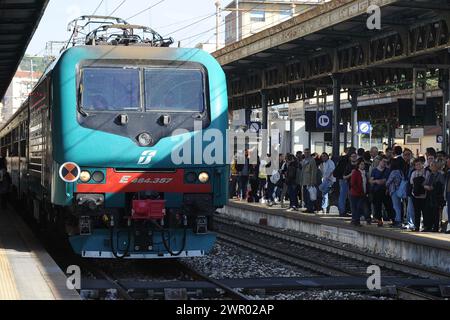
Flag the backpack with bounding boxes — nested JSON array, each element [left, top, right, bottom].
[[395, 173, 408, 199]]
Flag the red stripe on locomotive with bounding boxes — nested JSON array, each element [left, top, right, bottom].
[[76, 168, 212, 193]]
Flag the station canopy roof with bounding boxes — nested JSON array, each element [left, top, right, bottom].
[[0, 0, 49, 99]]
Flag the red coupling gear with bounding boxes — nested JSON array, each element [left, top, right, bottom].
[[131, 200, 166, 220]]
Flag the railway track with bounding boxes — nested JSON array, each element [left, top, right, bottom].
[[177, 261, 249, 300], [77, 259, 250, 300], [214, 214, 450, 300]]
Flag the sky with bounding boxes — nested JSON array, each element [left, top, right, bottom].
[[27, 0, 224, 55]]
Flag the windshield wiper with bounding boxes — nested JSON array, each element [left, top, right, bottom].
[[79, 108, 89, 117]]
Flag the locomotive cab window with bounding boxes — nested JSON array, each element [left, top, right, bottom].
[[81, 67, 140, 112], [144, 68, 205, 113]]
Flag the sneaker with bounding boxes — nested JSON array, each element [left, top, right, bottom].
[[390, 222, 402, 228], [351, 221, 362, 227]]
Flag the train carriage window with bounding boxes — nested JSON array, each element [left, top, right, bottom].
[[81, 67, 140, 112], [144, 68, 205, 113]]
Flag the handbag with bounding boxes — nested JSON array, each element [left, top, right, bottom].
[[270, 170, 281, 185], [308, 186, 317, 201]]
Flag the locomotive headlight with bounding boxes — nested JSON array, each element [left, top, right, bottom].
[[79, 171, 91, 183], [138, 132, 153, 146], [198, 172, 209, 183], [92, 171, 105, 183]]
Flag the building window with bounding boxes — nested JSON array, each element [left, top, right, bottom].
[[250, 10, 265, 22]]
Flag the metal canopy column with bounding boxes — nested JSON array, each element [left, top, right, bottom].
[[332, 74, 342, 160], [349, 90, 358, 148], [440, 69, 450, 154], [261, 90, 268, 130], [261, 90, 270, 154]]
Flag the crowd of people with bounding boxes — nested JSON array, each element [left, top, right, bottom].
[[230, 146, 450, 234]]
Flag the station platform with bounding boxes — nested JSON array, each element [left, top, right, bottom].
[[0, 207, 80, 300], [218, 200, 450, 274]]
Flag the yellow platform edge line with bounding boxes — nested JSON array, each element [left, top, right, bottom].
[[0, 246, 21, 300]]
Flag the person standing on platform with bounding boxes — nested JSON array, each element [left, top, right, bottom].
[[0, 157, 10, 210], [301, 148, 318, 214], [248, 155, 260, 203], [386, 158, 404, 228], [444, 158, 450, 233], [236, 149, 250, 201], [402, 148, 416, 230], [286, 154, 300, 211], [334, 147, 356, 217], [424, 161, 445, 232], [319, 152, 335, 214], [410, 159, 429, 232], [349, 159, 369, 226], [265, 155, 276, 207], [258, 155, 268, 203], [369, 156, 391, 227], [229, 156, 239, 199]]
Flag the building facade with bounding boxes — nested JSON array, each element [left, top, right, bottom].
[[224, 0, 324, 45], [0, 70, 42, 126]]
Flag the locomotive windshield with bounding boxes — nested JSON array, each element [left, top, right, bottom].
[[144, 68, 205, 113], [81, 67, 140, 111], [80, 66, 206, 113]]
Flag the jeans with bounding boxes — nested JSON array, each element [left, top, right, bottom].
[[350, 196, 365, 223], [338, 179, 349, 215], [406, 196, 415, 228], [303, 186, 315, 212], [239, 176, 249, 199], [266, 179, 275, 202], [391, 193, 402, 223], [258, 178, 266, 200], [288, 184, 299, 208], [322, 192, 329, 210]]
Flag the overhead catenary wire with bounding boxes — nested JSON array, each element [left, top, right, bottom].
[[179, 3, 298, 46], [155, 12, 215, 30], [126, 0, 166, 21], [109, 0, 127, 17], [176, 1, 272, 43], [163, 12, 216, 37], [92, 0, 105, 15]]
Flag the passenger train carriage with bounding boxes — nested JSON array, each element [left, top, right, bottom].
[[0, 19, 228, 259]]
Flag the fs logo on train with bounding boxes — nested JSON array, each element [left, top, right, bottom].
[[59, 162, 81, 183], [138, 150, 157, 165]]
